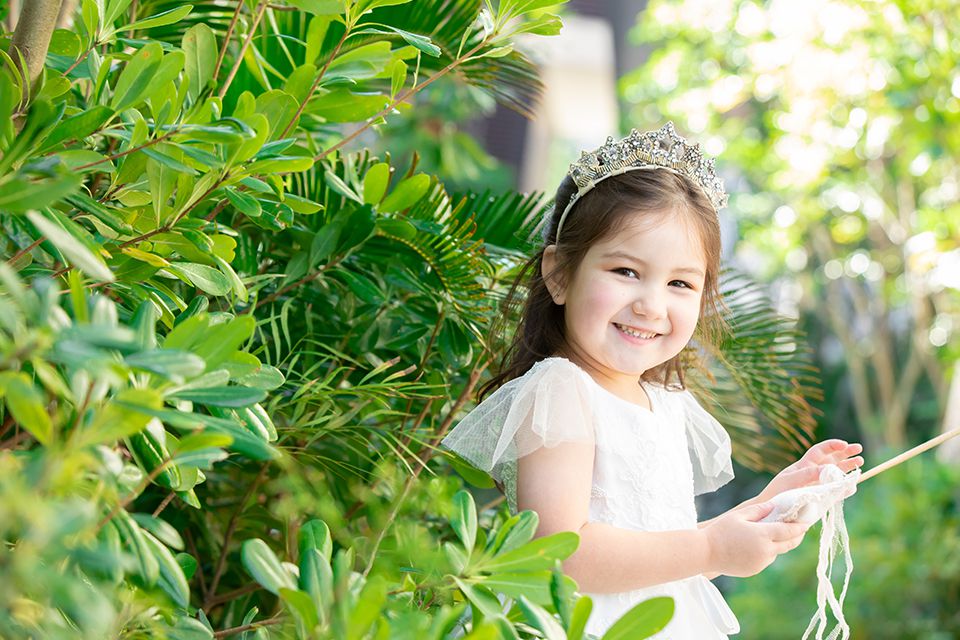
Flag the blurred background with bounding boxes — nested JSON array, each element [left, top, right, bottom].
[[390, 0, 960, 636]]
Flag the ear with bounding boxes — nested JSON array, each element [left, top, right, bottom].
[[541, 245, 566, 305]]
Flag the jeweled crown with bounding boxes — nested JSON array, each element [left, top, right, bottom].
[[556, 122, 728, 239]]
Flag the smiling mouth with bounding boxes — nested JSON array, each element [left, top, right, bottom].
[[614, 323, 660, 339]]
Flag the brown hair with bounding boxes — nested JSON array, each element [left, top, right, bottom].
[[480, 168, 726, 399]]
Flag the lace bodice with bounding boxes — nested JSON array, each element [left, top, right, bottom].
[[442, 358, 739, 638]]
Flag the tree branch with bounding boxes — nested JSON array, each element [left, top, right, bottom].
[[7, 0, 63, 95]]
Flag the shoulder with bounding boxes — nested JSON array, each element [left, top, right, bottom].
[[646, 384, 715, 423], [505, 357, 595, 395]]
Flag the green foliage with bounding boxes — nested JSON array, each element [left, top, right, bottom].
[[728, 458, 960, 638], [237, 489, 674, 638], [0, 0, 842, 636]]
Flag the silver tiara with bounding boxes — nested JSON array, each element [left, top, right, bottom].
[[556, 122, 728, 239]]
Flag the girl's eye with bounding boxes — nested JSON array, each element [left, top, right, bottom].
[[614, 268, 638, 278], [669, 280, 694, 290]]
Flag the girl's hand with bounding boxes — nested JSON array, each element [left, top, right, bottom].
[[704, 502, 808, 577], [755, 440, 864, 504]]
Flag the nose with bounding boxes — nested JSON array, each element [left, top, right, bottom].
[[632, 286, 666, 319]]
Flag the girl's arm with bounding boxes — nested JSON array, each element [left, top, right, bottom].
[[518, 440, 808, 594]]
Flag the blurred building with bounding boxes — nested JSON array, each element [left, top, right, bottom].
[[474, 1, 650, 195]]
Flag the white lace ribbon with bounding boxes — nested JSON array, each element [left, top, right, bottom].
[[761, 464, 860, 640]]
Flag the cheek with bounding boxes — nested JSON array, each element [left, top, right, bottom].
[[565, 284, 622, 328], [672, 296, 703, 333]]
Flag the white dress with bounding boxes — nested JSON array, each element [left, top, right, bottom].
[[441, 357, 740, 638]]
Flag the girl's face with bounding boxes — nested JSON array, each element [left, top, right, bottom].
[[543, 211, 707, 401]]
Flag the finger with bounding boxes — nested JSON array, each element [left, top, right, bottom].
[[825, 443, 863, 464], [776, 534, 806, 554], [742, 502, 775, 522], [802, 439, 847, 462], [768, 522, 808, 542], [837, 456, 864, 472], [845, 443, 863, 455]]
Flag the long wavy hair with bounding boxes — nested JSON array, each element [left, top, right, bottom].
[[480, 168, 726, 399]]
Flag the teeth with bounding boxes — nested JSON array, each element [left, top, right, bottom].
[[616, 324, 657, 339]]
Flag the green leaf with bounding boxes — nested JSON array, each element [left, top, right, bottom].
[[347, 577, 388, 639], [453, 578, 502, 619], [360, 26, 440, 57], [309, 223, 342, 268], [235, 364, 285, 390], [142, 146, 199, 175], [362, 162, 390, 204], [323, 169, 362, 203], [182, 23, 216, 102], [600, 597, 674, 640], [567, 595, 593, 640], [379, 173, 430, 212], [512, 14, 562, 36], [173, 446, 228, 469], [120, 5, 193, 31], [308, 89, 389, 123], [246, 155, 315, 174], [451, 490, 478, 555], [299, 549, 332, 624], [78, 388, 160, 446], [280, 193, 322, 214], [280, 588, 319, 629], [134, 515, 185, 557], [175, 431, 234, 453], [27, 211, 114, 282], [170, 385, 266, 407], [111, 43, 164, 111], [211, 254, 248, 303], [165, 616, 213, 640], [480, 572, 573, 606], [357, 0, 413, 11], [49, 29, 82, 56], [476, 45, 514, 59], [447, 452, 496, 489], [305, 16, 332, 64], [169, 262, 231, 296], [225, 187, 262, 217], [518, 596, 566, 640], [299, 520, 332, 561], [103, 0, 134, 27], [242, 539, 297, 595], [112, 511, 160, 586], [390, 59, 407, 97], [41, 106, 114, 151], [193, 315, 256, 370], [285, 0, 345, 16], [125, 349, 206, 378], [255, 90, 300, 141], [0, 372, 53, 445], [550, 560, 575, 626], [0, 175, 83, 213], [176, 553, 199, 580], [480, 532, 579, 573]]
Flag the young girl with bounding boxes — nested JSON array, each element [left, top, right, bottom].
[[442, 123, 864, 638]]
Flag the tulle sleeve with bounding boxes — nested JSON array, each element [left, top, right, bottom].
[[675, 389, 735, 495], [441, 358, 596, 507]]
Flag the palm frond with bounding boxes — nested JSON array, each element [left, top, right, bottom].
[[689, 271, 821, 472], [454, 189, 550, 254], [366, 0, 545, 116]]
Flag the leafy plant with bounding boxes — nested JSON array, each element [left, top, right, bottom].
[[1, 0, 833, 637]]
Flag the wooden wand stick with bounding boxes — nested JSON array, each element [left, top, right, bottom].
[[858, 425, 960, 484]]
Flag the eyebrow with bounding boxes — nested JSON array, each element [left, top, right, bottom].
[[600, 250, 705, 278]]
